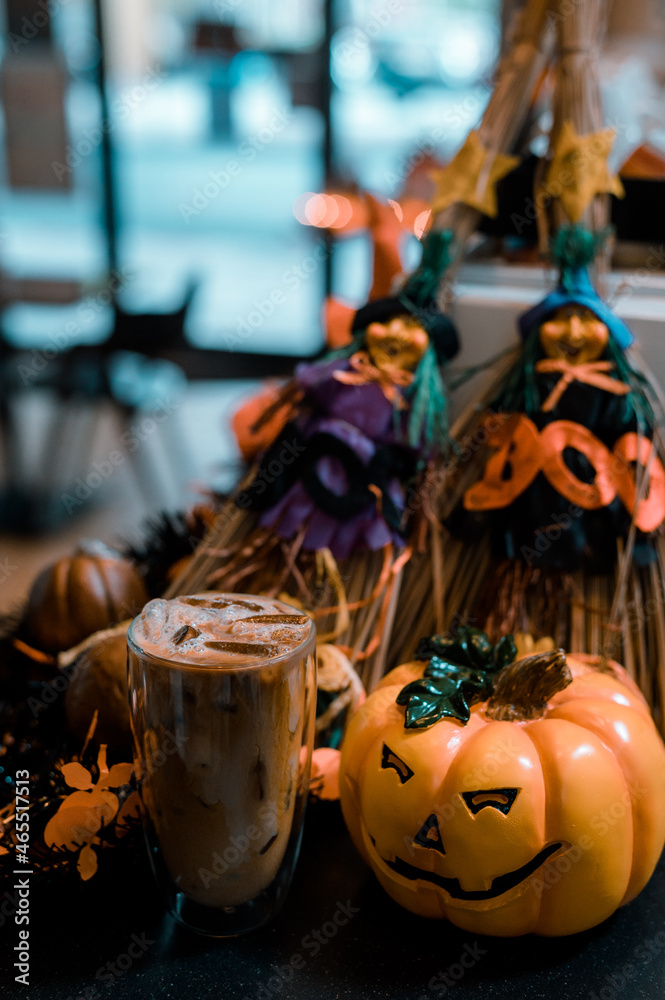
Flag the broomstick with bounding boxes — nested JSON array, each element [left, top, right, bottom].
[[384, 0, 552, 685]]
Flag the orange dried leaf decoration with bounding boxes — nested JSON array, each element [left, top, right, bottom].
[[103, 763, 134, 789], [43, 746, 134, 879], [45, 806, 101, 852], [77, 843, 98, 881], [44, 790, 118, 850], [61, 762, 94, 791]]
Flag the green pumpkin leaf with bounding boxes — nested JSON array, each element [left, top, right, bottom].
[[416, 627, 516, 673], [400, 628, 518, 728], [396, 661, 495, 728], [492, 634, 518, 672]]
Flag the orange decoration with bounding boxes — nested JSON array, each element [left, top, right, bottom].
[[464, 415, 542, 511], [324, 297, 356, 350], [464, 417, 665, 531], [77, 843, 99, 881], [44, 746, 134, 880], [333, 350, 414, 406], [535, 359, 629, 412], [25, 543, 148, 653], [540, 421, 616, 510], [339, 648, 665, 935], [613, 433, 665, 533], [620, 143, 665, 181], [364, 193, 406, 301], [297, 187, 431, 349], [310, 748, 341, 801], [232, 383, 299, 462], [11, 639, 56, 666]]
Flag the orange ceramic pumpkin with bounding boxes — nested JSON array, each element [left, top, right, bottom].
[[339, 629, 665, 936], [26, 542, 148, 652]]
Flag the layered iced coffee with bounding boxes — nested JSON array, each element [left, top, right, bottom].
[[127, 593, 316, 935]]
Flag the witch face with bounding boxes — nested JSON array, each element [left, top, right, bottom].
[[366, 316, 429, 374], [539, 306, 609, 365]]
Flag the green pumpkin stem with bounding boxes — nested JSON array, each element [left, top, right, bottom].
[[485, 649, 572, 722]]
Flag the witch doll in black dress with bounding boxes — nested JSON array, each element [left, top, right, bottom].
[[442, 226, 665, 719]]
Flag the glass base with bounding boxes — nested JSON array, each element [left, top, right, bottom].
[[150, 819, 306, 938], [170, 890, 276, 938]]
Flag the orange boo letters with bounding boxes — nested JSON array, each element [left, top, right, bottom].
[[464, 415, 665, 533]]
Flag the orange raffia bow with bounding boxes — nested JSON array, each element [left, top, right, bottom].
[[536, 359, 630, 412], [333, 351, 413, 406]]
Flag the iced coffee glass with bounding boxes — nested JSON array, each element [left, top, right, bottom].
[[127, 593, 316, 937]]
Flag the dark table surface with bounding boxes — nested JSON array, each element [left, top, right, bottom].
[[3, 802, 665, 1000]]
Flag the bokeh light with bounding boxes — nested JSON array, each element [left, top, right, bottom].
[[413, 209, 431, 239], [294, 193, 354, 229]]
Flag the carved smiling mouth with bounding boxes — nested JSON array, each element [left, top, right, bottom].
[[371, 837, 564, 901]]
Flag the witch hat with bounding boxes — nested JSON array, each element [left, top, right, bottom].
[[518, 226, 633, 349], [352, 229, 459, 364]]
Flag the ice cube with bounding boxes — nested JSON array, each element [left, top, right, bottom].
[[205, 640, 281, 658], [266, 627, 309, 643], [231, 600, 265, 612], [178, 597, 212, 608], [172, 625, 201, 646], [241, 615, 309, 625], [135, 598, 171, 641], [177, 596, 264, 613]]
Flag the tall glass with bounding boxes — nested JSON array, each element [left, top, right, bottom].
[[127, 593, 316, 937]]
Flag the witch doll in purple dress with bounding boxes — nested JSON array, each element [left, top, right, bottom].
[[168, 231, 459, 683]]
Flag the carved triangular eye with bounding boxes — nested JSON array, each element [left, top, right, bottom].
[[413, 814, 446, 855], [461, 788, 520, 815], [381, 743, 414, 784]]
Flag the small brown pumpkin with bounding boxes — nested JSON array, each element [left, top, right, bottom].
[[26, 541, 148, 652], [63, 623, 132, 751]]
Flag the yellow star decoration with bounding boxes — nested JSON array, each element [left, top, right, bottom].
[[429, 131, 519, 218], [545, 121, 625, 223]]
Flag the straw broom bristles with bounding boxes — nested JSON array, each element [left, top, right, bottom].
[[166, 488, 400, 687]]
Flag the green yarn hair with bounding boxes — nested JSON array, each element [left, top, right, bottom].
[[402, 344, 450, 456], [550, 224, 608, 270], [324, 228, 456, 457], [399, 229, 455, 313]]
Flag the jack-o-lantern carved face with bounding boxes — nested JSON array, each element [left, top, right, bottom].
[[539, 305, 609, 365], [366, 316, 429, 374], [339, 634, 665, 937], [364, 725, 565, 913]]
